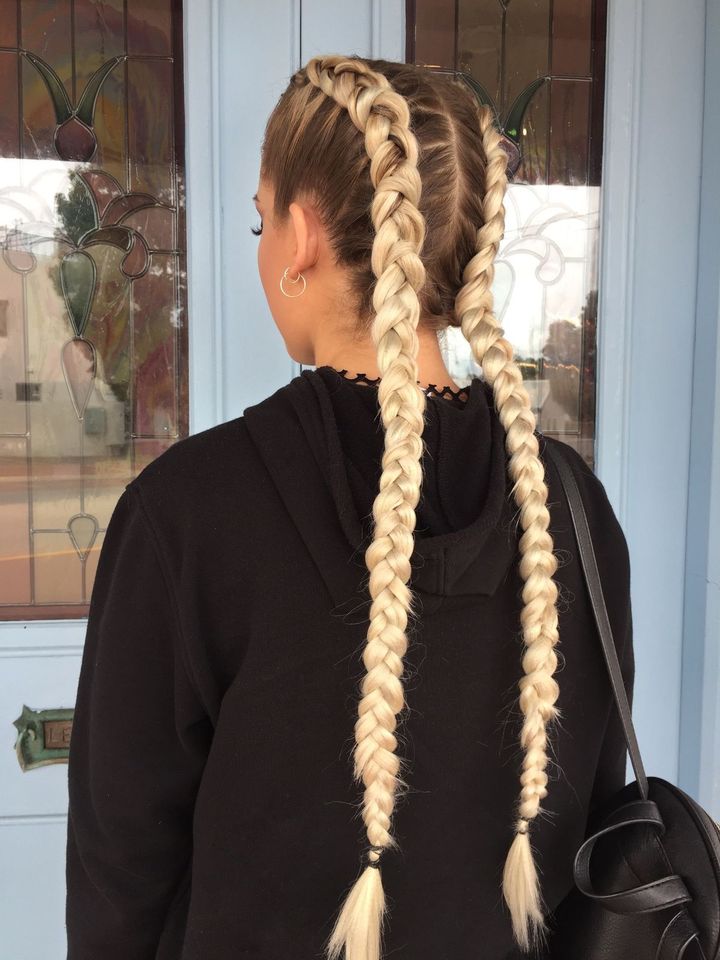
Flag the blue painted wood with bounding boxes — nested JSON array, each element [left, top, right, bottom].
[[185, 0, 223, 434], [211, 0, 301, 419], [596, 0, 707, 791], [209, 0, 403, 409], [290, 0, 404, 388], [300, 0, 403, 63], [679, 0, 720, 815]]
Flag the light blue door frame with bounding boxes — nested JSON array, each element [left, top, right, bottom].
[[597, 0, 719, 809], [184, 0, 405, 431], [681, 0, 720, 809], [182, 0, 720, 814]]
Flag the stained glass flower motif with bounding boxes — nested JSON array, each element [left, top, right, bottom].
[[4, 170, 161, 420], [23, 52, 124, 163]]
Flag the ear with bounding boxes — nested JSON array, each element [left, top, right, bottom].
[[288, 200, 320, 275]]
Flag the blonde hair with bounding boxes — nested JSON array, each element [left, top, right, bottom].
[[260, 54, 561, 960]]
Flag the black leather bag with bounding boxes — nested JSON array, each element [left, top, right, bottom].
[[539, 439, 720, 960]]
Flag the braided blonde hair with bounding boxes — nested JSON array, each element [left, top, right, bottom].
[[260, 54, 562, 960]]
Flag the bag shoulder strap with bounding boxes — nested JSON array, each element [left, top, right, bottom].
[[541, 435, 649, 799]]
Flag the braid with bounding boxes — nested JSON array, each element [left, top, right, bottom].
[[303, 55, 429, 960], [455, 100, 562, 953], [274, 54, 563, 959]]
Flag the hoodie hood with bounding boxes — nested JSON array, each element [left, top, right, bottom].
[[243, 365, 519, 615]]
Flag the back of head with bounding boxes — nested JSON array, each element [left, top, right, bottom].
[[260, 54, 561, 960], [262, 56, 500, 334]]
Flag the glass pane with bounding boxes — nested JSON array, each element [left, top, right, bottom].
[[410, 0, 607, 469], [0, 0, 188, 621]]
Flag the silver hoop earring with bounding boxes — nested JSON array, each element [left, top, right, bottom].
[[280, 266, 307, 298]]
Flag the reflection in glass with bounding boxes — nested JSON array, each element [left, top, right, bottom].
[[410, 0, 606, 468], [0, 1, 187, 620]]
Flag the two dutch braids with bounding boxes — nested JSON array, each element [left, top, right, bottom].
[[291, 54, 563, 960]]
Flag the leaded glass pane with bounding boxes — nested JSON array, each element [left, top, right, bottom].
[[410, 0, 606, 468], [0, 0, 187, 621]]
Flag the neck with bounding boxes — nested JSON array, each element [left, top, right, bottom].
[[312, 329, 462, 393]]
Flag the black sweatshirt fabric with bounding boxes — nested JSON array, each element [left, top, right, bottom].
[[65, 365, 635, 960]]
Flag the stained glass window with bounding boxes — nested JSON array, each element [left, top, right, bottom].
[[0, 0, 188, 620], [408, 0, 606, 468]]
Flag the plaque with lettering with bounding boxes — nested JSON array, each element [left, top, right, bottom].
[[13, 705, 74, 771]]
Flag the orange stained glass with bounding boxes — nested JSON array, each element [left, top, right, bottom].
[[0, 0, 188, 620]]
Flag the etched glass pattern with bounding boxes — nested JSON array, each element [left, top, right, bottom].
[[0, 0, 187, 620], [410, 0, 605, 468]]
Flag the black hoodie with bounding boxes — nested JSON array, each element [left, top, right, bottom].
[[65, 365, 634, 960]]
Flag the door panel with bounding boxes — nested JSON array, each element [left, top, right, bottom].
[[2, 651, 80, 817], [0, 0, 188, 622], [0, 2, 188, 957]]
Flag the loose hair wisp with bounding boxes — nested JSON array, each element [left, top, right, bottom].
[[260, 54, 563, 960]]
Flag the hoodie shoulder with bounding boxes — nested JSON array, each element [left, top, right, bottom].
[[128, 417, 248, 493], [539, 432, 618, 518], [126, 379, 304, 508], [538, 431, 631, 596]]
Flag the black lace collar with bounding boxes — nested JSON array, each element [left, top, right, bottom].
[[332, 368, 470, 404]]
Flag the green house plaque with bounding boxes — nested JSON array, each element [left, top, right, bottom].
[[13, 705, 74, 771]]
